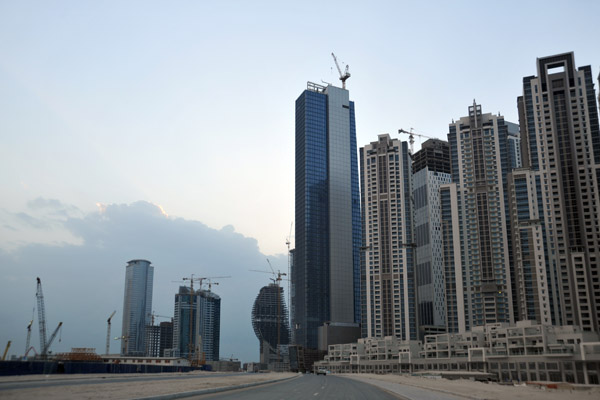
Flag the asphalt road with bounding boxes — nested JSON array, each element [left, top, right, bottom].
[[193, 374, 403, 400]]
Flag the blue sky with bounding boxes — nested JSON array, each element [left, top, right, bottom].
[[1, 0, 599, 362]]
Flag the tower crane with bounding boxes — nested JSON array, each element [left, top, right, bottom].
[[35, 278, 47, 357], [331, 52, 351, 89], [398, 128, 437, 154], [147, 311, 171, 326], [105, 310, 116, 355], [250, 259, 288, 361]]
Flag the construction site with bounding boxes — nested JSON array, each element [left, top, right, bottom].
[[0, 275, 241, 377]]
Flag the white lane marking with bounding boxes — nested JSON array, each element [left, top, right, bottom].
[[313, 392, 319, 396]]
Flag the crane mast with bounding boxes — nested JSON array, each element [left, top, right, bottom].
[[35, 277, 47, 356], [106, 310, 116, 355], [24, 320, 33, 359]]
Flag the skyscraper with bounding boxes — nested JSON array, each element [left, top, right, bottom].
[[121, 259, 154, 356], [442, 103, 515, 333], [360, 134, 417, 340], [293, 82, 361, 349], [252, 283, 290, 364], [197, 289, 221, 362], [515, 52, 600, 332], [172, 286, 221, 362], [412, 139, 451, 338]]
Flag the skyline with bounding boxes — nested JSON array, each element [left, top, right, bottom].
[[1, 0, 600, 363]]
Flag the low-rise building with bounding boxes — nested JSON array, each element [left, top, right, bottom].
[[315, 321, 600, 384]]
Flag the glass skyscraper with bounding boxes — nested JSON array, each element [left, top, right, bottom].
[[121, 259, 154, 356], [293, 82, 361, 349]]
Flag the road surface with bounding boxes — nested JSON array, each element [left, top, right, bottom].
[[192, 374, 402, 400]]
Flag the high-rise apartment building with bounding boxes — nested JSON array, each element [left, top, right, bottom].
[[171, 286, 221, 361], [506, 122, 522, 169], [197, 289, 221, 362], [515, 53, 600, 332], [121, 259, 153, 356], [360, 134, 417, 340], [412, 139, 452, 338], [442, 103, 515, 333], [293, 82, 361, 349]]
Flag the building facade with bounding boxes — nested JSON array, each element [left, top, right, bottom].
[[316, 320, 600, 385], [412, 139, 452, 338], [171, 286, 221, 362], [360, 134, 417, 340], [443, 103, 515, 333], [252, 283, 290, 364], [516, 52, 600, 332], [121, 259, 154, 356], [293, 82, 361, 349]]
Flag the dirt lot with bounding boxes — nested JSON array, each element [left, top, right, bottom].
[[0, 371, 297, 399]]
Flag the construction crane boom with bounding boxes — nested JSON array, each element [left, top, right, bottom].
[[35, 278, 47, 356], [147, 311, 171, 326], [398, 128, 436, 154], [2, 341, 10, 361], [41, 322, 62, 356], [24, 320, 33, 360], [105, 310, 116, 355], [331, 52, 351, 89]]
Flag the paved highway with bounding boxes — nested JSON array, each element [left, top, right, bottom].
[[193, 374, 403, 400]]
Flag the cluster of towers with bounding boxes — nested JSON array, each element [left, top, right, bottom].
[[120, 260, 221, 362], [292, 52, 600, 351]]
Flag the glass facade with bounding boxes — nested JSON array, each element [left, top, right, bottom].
[[172, 287, 220, 361], [121, 259, 153, 356], [294, 83, 360, 349]]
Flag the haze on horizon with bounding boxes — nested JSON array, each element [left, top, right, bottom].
[[1, 0, 599, 362]]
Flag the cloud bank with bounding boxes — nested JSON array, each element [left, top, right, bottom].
[[0, 200, 288, 363]]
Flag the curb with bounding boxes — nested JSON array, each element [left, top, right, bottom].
[[132, 374, 300, 400]]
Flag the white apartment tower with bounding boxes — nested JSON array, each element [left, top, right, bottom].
[[442, 103, 515, 333], [360, 134, 417, 340]]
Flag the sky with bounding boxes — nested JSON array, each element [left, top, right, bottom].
[[0, 0, 599, 362]]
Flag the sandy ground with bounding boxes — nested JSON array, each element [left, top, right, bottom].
[[0, 371, 297, 399], [343, 373, 600, 400]]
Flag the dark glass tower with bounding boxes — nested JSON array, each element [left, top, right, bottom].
[[293, 82, 361, 349]]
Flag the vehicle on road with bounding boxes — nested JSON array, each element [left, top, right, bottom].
[[316, 369, 328, 375]]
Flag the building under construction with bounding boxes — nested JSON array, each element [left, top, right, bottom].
[[251, 283, 290, 369]]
